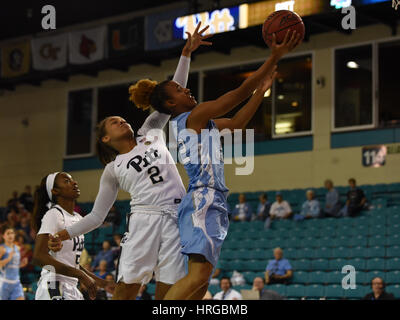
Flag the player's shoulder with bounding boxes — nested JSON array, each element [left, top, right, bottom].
[[42, 207, 64, 221]]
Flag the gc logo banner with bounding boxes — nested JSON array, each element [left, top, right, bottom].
[[42, 5, 56, 30]]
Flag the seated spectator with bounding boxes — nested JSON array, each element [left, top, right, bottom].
[[265, 247, 293, 285], [265, 192, 292, 228], [16, 216, 34, 244], [136, 284, 152, 300], [322, 179, 341, 217], [95, 260, 110, 280], [339, 178, 367, 217], [255, 193, 271, 221], [19, 185, 34, 213], [294, 190, 321, 221], [213, 277, 242, 300], [111, 234, 122, 260], [104, 274, 116, 299], [363, 277, 395, 300], [252, 277, 284, 300], [92, 240, 115, 272], [7, 191, 19, 211], [232, 194, 253, 222], [6, 208, 19, 228]]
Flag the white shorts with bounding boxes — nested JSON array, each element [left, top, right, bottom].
[[117, 207, 186, 285], [35, 277, 83, 300]]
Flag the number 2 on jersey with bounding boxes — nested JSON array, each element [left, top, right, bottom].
[[148, 166, 163, 184]]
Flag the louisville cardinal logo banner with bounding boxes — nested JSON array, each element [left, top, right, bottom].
[[31, 34, 68, 71], [69, 26, 106, 64], [1, 40, 31, 78]]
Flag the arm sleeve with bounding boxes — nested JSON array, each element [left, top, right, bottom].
[[38, 210, 64, 235], [137, 55, 191, 136], [66, 164, 119, 238]]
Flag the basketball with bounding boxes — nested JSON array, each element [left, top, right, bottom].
[[262, 10, 305, 48]]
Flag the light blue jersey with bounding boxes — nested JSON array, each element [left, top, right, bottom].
[[171, 112, 229, 268], [0, 244, 24, 300]]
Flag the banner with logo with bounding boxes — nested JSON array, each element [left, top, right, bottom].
[[1, 41, 31, 78], [31, 34, 68, 71], [145, 8, 186, 51], [69, 26, 107, 64], [108, 17, 144, 58]]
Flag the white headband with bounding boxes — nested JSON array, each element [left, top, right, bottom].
[[46, 172, 59, 202]]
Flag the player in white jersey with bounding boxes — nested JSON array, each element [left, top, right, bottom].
[[32, 172, 110, 300], [49, 24, 213, 300]]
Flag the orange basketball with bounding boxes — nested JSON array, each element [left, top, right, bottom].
[[262, 10, 305, 48]]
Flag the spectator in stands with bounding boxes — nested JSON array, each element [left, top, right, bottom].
[[265, 192, 292, 228], [232, 194, 253, 222], [19, 185, 34, 213], [265, 247, 293, 285], [104, 274, 116, 299], [340, 178, 367, 217], [294, 190, 321, 221], [7, 191, 19, 211], [6, 208, 19, 228], [95, 260, 109, 280], [91, 240, 115, 272], [103, 205, 121, 232], [252, 276, 284, 300], [255, 193, 271, 221], [16, 216, 34, 244], [322, 179, 341, 217], [213, 277, 242, 300], [136, 284, 152, 300], [363, 277, 395, 300]]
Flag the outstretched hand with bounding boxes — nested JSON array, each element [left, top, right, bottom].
[[270, 30, 302, 59], [182, 22, 213, 56]]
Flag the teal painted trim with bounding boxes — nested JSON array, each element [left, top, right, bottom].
[[63, 156, 103, 172], [331, 128, 400, 148]]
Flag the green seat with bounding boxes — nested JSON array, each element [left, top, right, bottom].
[[284, 237, 300, 249], [336, 226, 352, 237], [356, 271, 372, 285], [286, 284, 305, 299], [229, 260, 247, 272], [305, 285, 325, 299], [347, 235, 367, 247], [223, 240, 240, 250], [292, 259, 311, 271], [347, 258, 367, 271], [386, 234, 400, 246], [350, 226, 369, 237], [328, 258, 348, 271], [292, 271, 309, 284], [147, 283, 156, 295], [296, 248, 315, 259], [317, 237, 334, 248], [386, 258, 400, 271], [386, 246, 400, 258], [254, 239, 270, 249], [351, 246, 369, 259], [367, 246, 386, 258], [301, 237, 317, 248], [246, 260, 265, 272], [268, 284, 287, 296], [387, 215, 400, 225], [324, 285, 343, 299], [284, 248, 297, 259], [387, 224, 400, 235], [343, 285, 369, 299], [368, 235, 386, 247], [312, 259, 330, 271], [369, 224, 386, 236], [325, 271, 342, 284], [250, 220, 264, 231], [208, 284, 220, 296], [365, 271, 386, 283], [220, 250, 234, 260], [387, 285, 400, 297], [366, 258, 386, 271], [386, 271, 400, 284], [235, 250, 251, 260], [247, 249, 266, 260], [243, 271, 257, 284], [332, 247, 352, 259], [314, 247, 332, 259], [308, 271, 326, 285]]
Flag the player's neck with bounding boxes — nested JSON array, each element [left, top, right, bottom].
[[115, 137, 137, 154], [5, 241, 13, 247], [56, 199, 75, 215]]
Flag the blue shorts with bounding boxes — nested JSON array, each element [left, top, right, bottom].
[[1, 281, 24, 300], [178, 187, 229, 268]]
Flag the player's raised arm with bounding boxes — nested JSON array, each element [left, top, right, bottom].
[[214, 67, 278, 131], [187, 31, 301, 133], [136, 22, 212, 136]]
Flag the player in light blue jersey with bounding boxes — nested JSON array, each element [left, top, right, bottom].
[[0, 225, 28, 300], [131, 31, 302, 299]]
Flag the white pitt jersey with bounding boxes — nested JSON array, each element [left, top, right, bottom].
[[38, 205, 85, 286], [113, 135, 186, 209]]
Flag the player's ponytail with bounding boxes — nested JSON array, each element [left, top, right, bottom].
[[32, 176, 51, 232], [129, 79, 172, 114], [96, 117, 119, 166]]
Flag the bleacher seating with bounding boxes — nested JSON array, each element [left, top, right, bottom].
[[4, 182, 400, 299]]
